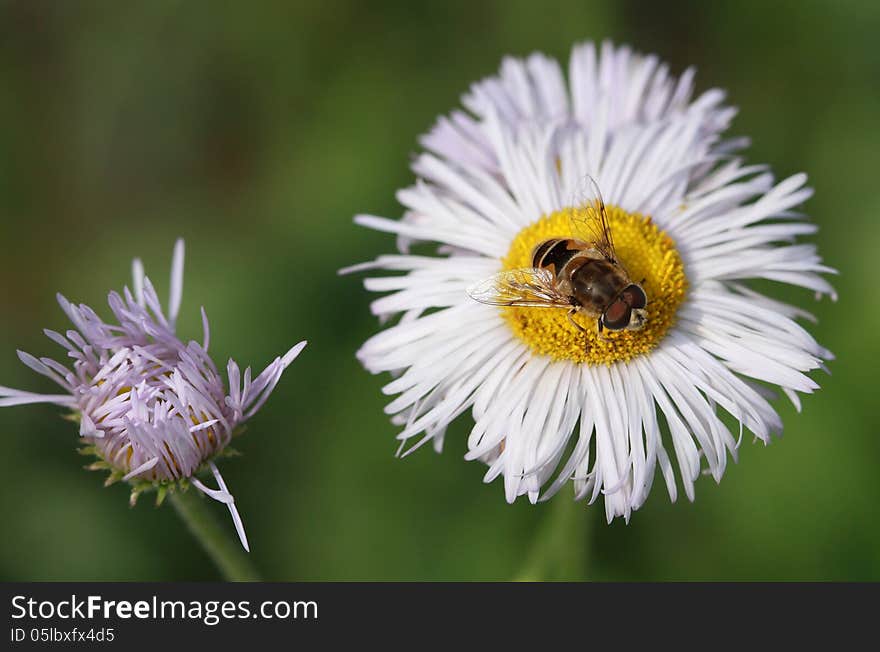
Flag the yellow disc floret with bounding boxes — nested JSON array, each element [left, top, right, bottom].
[[501, 206, 687, 364]]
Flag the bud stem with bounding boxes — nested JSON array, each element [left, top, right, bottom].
[[169, 489, 261, 581]]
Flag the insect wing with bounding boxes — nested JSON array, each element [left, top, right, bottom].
[[467, 268, 572, 308], [569, 175, 616, 262]]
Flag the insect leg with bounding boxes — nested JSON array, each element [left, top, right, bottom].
[[567, 308, 592, 353], [596, 317, 610, 342], [566, 308, 586, 334]]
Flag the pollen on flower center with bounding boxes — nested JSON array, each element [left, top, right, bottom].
[[501, 206, 687, 364]]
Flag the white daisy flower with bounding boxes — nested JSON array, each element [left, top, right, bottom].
[[0, 239, 306, 550], [345, 41, 835, 522]]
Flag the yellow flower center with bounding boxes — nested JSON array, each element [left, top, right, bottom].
[[501, 206, 687, 364]]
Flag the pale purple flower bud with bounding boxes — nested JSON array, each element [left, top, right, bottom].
[[0, 239, 306, 551]]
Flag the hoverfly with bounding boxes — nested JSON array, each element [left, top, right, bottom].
[[467, 177, 648, 343]]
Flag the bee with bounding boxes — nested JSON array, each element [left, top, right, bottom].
[[467, 177, 648, 343]]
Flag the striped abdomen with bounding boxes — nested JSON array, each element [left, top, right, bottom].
[[531, 239, 586, 276]]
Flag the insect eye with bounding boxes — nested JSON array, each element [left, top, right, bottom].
[[622, 284, 647, 309], [602, 299, 631, 331]]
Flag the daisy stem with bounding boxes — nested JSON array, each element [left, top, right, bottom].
[[169, 489, 261, 582], [514, 496, 590, 581]]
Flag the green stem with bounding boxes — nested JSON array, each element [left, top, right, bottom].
[[169, 489, 261, 582], [514, 496, 590, 581]]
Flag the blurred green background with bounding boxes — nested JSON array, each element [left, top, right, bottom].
[[0, 0, 877, 581]]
